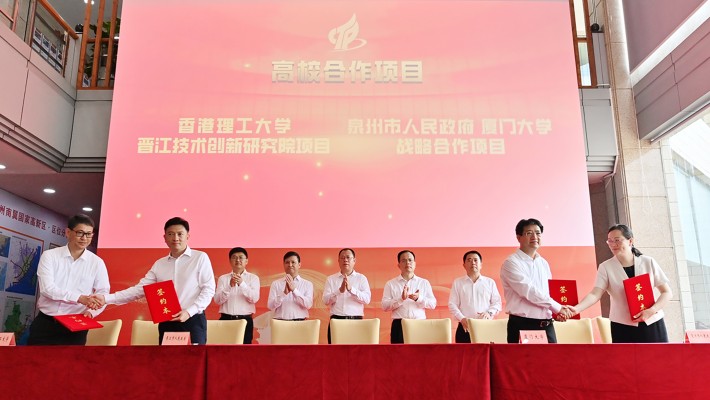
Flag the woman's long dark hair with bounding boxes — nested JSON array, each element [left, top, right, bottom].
[[608, 224, 642, 257]]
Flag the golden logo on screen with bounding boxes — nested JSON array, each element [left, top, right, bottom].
[[329, 14, 366, 51]]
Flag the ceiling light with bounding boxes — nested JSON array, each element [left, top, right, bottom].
[[82, 207, 93, 212], [0, 164, 6, 169], [43, 188, 56, 194]]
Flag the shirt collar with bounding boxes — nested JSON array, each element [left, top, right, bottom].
[[61, 245, 89, 261], [515, 248, 538, 261], [168, 246, 192, 260]]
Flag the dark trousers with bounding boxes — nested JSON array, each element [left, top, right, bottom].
[[27, 311, 88, 346], [220, 313, 254, 344], [507, 314, 557, 343], [327, 315, 363, 344], [456, 322, 472, 343], [611, 318, 669, 343], [390, 319, 404, 344], [159, 313, 207, 345]]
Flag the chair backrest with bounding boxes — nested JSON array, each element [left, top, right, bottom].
[[595, 316, 612, 344], [555, 318, 594, 344], [467, 318, 509, 343], [330, 318, 380, 344], [86, 319, 123, 346], [207, 320, 247, 345], [401, 318, 452, 344], [270, 319, 321, 344], [131, 320, 159, 345]]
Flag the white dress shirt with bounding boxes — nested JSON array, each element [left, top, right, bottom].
[[381, 274, 437, 319], [500, 249, 561, 319], [267, 275, 314, 320], [214, 270, 260, 315], [448, 275, 502, 322], [595, 254, 670, 326], [322, 271, 371, 316], [105, 247, 215, 317], [36, 245, 110, 317]]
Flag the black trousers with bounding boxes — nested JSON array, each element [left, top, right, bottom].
[[219, 313, 254, 344], [507, 314, 557, 343], [27, 311, 88, 346], [390, 319, 404, 344], [327, 315, 363, 344], [158, 313, 207, 345], [611, 318, 669, 343], [456, 322, 472, 343]]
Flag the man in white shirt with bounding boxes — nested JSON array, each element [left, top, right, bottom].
[[500, 218, 572, 343], [322, 248, 371, 343], [449, 250, 502, 343], [28, 214, 109, 345], [267, 251, 313, 321], [94, 217, 215, 344], [382, 250, 437, 344], [214, 247, 260, 344]]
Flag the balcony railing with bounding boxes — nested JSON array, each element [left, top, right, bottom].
[[77, 0, 120, 89], [1, 0, 78, 77]]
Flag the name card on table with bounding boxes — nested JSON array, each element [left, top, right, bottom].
[[623, 273, 655, 318], [143, 280, 181, 323], [685, 330, 710, 343], [548, 279, 580, 320], [519, 330, 547, 344], [162, 332, 191, 345], [0, 333, 16, 346], [54, 314, 104, 331]]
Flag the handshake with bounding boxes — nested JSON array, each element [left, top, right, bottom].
[[554, 305, 579, 322], [78, 294, 107, 311]]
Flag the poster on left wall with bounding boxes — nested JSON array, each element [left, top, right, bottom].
[[0, 228, 43, 345]]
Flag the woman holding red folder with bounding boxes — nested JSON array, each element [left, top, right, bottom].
[[571, 224, 671, 343]]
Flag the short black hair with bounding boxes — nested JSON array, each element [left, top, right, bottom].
[[515, 218, 543, 236], [164, 217, 189, 232], [397, 250, 415, 262], [67, 214, 95, 230], [463, 250, 482, 262], [283, 251, 300, 262], [229, 247, 248, 259], [338, 248, 356, 258]]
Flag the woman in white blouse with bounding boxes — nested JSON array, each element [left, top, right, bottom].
[[571, 224, 672, 343]]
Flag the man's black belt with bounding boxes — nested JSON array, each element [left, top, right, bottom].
[[510, 314, 554, 328], [330, 315, 363, 320]]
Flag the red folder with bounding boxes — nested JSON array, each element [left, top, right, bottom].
[[623, 273, 655, 318], [54, 314, 104, 332], [143, 280, 181, 323], [548, 279, 580, 320]]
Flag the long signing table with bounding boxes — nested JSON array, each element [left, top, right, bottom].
[[2, 344, 708, 399]]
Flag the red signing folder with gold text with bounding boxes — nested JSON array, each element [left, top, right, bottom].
[[54, 314, 104, 332], [548, 279, 580, 320], [623, 273, 655, 317], [143, 280, 181, 323]]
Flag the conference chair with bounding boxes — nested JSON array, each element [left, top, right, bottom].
[[595, 316, 613, 344], [206, 319, 247, 345], [554, 318, 594, 344], [330, 318, 380, 344], [401, 318, 452, 344], [85, 319, 123, 346], [467, 318, 509, 343], [270, 319, 321, 344], [130, 320, 160, 345]]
